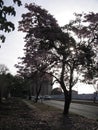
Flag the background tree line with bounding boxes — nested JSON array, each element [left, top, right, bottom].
[[0, 64, 29, 102]]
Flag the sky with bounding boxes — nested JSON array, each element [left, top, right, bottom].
[[0, 0, 98, 94]]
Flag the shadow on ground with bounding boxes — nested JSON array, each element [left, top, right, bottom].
[[0, 98, 98, 130]]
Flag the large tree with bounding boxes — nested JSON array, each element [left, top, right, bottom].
[[17, 3, 95, 115], [0, 0, 22, 43]]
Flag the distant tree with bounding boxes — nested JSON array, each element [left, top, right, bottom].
[[0, 64, 10, 102], [83, 68, 98, 102], [93, 79, 98, 103], [0, 0, 22, 43], [10, 75, 25, 97], [0, 64, 9, 74], [17, 3, 95, 115], [51, 87, 63, 95], [30, 71, 46, 102], [2, 73, 14, 99], [0, 70, 27, 102]]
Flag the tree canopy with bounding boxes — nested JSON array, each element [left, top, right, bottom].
[[64, 12, 98, 81], [17, 3, 97, 115], [0, 0, 22, 43]]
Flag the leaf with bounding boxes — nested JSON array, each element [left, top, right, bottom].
[[13, 0, 22, 6], [0, 35, 6, 43]]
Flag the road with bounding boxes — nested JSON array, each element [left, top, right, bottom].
[[44, 100, 98, 120]]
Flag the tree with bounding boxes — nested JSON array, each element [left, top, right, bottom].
[[64, 12, 98, 97], [2, 73, 14, 99], [17, 3, 95, 115], [63, 12, 98, 70], [0, 64, 9, 102], [30, 71, 48, 102], [0, 64, 9, 74], [51, 87, 63, 95], [10, 75, 26, 97], [15, 64, 52, 102], [82, 66, 98, 102], [0, 0, 22, 43], [93, 79, 98, 103]]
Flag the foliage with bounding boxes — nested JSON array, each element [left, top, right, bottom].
[[51, 87, 63, 95], [0, 64, 9, 74], [64, 12, 98, 83], [0, 72, 12, 101], [0, 65, 26, 102], [0, 0, 22, 43], [17, 3, 96, 115], [10, 75, 26, 97]]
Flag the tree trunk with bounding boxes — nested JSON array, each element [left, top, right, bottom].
[[0, 97, 2, 103], [63, 90, 72, 115], [34, 96, 39, 103], [28, 89, 31, 100], [0, 92, 2, 103], [34, 83, 42, 103], [63, 65, 74, 115]]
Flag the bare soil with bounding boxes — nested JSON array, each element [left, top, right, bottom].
[[0, 98, 98, 130]]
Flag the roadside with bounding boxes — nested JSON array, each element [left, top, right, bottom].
[[24, 99, 98, 130], [0, 98, 98, 130], [72, 99, 98, 106], [56, 99, 98, 106], [43, 100, 98, 120]]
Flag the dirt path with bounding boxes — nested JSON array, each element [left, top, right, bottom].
[[0, 98, 50, 130]]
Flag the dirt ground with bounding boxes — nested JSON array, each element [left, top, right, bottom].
[[0, 98, 98, 130]]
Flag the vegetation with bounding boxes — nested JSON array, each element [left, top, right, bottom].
[[0, 64, 9, 102], [16, 3, 98, 115], [0, 98, 98, 130], [0, 64, 29, 102], [0, 0, 22, 43], [51, 87, 63, 95], [64, 13, 98, 102], [64, 13, 98, 80]]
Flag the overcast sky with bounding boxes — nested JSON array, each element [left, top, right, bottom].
[[0, 0, 98, 93]]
